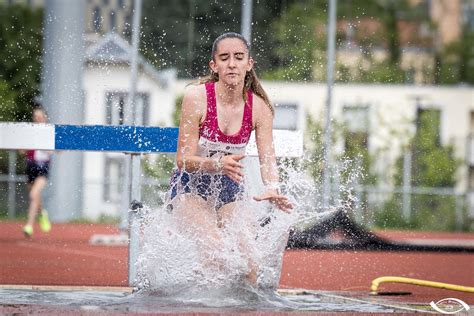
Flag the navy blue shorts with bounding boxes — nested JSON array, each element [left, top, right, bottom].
[[26, 161, 49, 183], [169, 170, 244, 210]]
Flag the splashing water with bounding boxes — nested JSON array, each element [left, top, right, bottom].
[[134, 154, 362, 306]]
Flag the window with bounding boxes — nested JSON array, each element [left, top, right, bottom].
[[103, 91, 149, 203], [416, 108, 440, 147], [133, 93, 149, 125], [343, 105, 369, 153], [106, 92, 125, 125], [343, 105, 369, 133], [110, 10, 116, 30], [404, 68, 415, 84], [465, 4, 474, 32], [106, 91, 150, 125], [123, 14, 132, 37], [93, 6, 102, 32], [104, 157, 122, 203], [273, 103, 298, 130], [470, 111, 474, 134], [469, 167, 474, 189], [468, 111, 474, 167]]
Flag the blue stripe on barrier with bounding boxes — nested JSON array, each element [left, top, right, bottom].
[[55, 125, 179, 153]]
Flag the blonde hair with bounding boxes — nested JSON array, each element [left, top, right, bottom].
[[197, 32, 274, 115]]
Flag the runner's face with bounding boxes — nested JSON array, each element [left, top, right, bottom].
[[210, 38, 254, 87], [33, 110, 47, 123]]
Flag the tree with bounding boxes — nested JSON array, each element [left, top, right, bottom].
[[0, 5, 43, 176], [436, 28, 474, 85], [304, 114, 377, 194], [0, 79, 17, 121], [265, 0, 416, 83], [263, 0, 326, 81], [140, 0, 290, 78], [142, 94, 184, 182], [410, 110, 458, 188], [0, 4, 43, 121], [337, 0, 413, 84], [376, 109, 462, 231]]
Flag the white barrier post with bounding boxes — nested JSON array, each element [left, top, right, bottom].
[[7, 151, 17, 219]]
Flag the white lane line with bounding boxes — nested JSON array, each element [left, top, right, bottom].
[[279, 289, 437, 314], [402, 239, 474, 247], [316, 291, 438, 314], [0, 284, 133, 292]]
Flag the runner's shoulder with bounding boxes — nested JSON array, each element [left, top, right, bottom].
[[182, 83, 207, 113], [252, 92, 273, 119], [183, 82, 206, 100]]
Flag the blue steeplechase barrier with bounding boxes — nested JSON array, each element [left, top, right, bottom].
[[0, 122, 303, 285]]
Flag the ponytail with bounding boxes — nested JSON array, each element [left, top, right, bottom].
[[244, 68, 273, 116]]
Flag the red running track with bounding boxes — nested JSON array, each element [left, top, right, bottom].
[[0, 221, 473, 304]]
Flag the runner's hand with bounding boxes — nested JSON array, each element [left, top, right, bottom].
[[253, 189, 293, 212], [220, 154, 245, 183]]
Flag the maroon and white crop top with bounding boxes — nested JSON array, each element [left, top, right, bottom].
[[197, 82, 253, 157]]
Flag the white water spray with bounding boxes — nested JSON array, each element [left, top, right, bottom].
[[134, 154, 362, 302]]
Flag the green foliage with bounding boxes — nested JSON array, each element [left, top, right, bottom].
[[338, 0, 412, 64], [264, 0, 421, 83], [0, 149, 25, 177], [69, 215, 120, 224], [305, 109, 464, 231], [377, 109, 463, 231], [357, 60, 405, 84], [262, 1, 326, 81], [410, 110, 458, 188], [304, 115, 376, 186], [341, 131, 377, 185], [0, 79, 17, 121], [173, 94, 184, 127], [436, 29, 474, 85], [336, 59, 405, 84], [139, 0, 468, 85], [390, 110, 459, 188], [374, 195, 408, 229], [140, 0, 290, 78], [337, 0, 412, 83], [142, 93, 184, 181], [374, 194, 461, 231], [303, 116, 324, 182], [0, 4, 43, 121], [142, 153, 175, 181]]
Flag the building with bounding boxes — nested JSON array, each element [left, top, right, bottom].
[[270, 82, 472, 188], [82, 32, 176, 220], [259, 81, 474, 222], [2, 0, 133, 36], [334, 0, 473, 84], [0, 0, 43, 7], [86, 0, 132, 36]]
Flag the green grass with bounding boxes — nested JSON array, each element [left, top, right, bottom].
[[68, 215, 120, 225]]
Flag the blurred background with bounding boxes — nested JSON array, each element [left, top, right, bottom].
[[0, 0, 473, 232]]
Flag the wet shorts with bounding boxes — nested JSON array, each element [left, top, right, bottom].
[[169, 170, 244, 210], [26, 161, 49, 183]]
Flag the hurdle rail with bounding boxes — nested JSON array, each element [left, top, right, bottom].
[[0, 122, 303, 285]]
